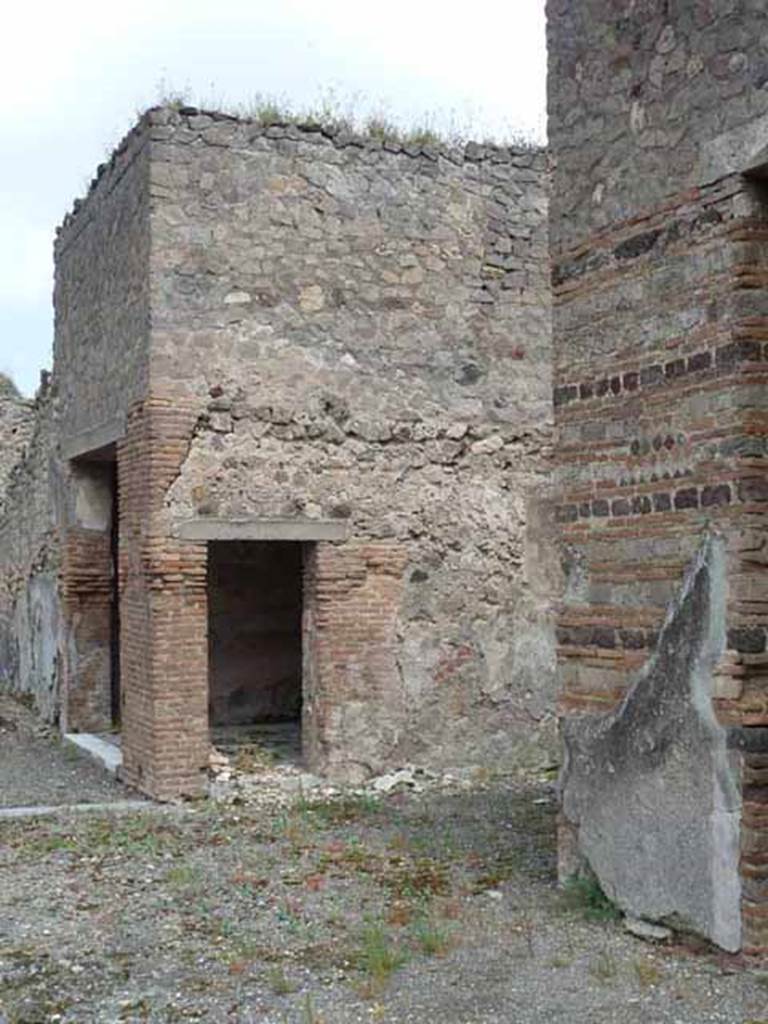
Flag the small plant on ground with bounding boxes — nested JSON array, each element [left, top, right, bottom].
[[354, 920, 408, 996], [382, 856, 451, 900], [266, 964, 297, 995], [302, 992, 325, 1024], [410, 913, 453, 956], [509, 914, 536, 958], [561, 872, 621, 922], [589, 950, 618, 983], [298, 793, 381, 825], [234, 742, 274, 772], [634, 957, 663, 989], [165, 863, 202, 889], [548, 953, 574, 968]]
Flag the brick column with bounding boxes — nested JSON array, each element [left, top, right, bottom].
[[717, 206, 768, 957], [742, 746, 768, 955], [118, 396, 208, 800], [303, 541, 407, 782], [553, 177, 768, 952]]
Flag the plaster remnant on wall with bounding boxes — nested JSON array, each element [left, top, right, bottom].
[[560, 536, 742, 950]]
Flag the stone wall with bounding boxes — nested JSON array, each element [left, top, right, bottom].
[[1, 115, 152, 728], [3, 103, 554, 798], [548, 0, 768, 250], [0, 382, 60, 722], [53, 123, 151, 440], [0, 376, 35, 513], [142, 107, 555, 781], [548, 0, 768, 953]]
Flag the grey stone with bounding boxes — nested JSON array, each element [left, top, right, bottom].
[[623, 917, 673, 943], [174, 517, 350, 543], [560, 537, 742, 952]]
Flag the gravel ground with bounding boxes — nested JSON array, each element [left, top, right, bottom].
[[0, 696, 130, 809], [1, 696, 767, 1022], [1, 772, 768, 1022]]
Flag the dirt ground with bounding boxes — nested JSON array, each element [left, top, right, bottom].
[[0, 696, 128, 810], [1, 700, 767, 1023]]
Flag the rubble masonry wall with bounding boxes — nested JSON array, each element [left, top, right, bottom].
[[140, 107, 556, 781]]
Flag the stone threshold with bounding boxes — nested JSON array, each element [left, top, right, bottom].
[[64, 732, 123, 775], [0, 799, 151, 821]]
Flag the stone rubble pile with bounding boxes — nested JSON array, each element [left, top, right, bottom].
[[207, 743, 504, 807]]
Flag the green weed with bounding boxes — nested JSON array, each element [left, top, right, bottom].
[[151, 83, 540, 150], [165, 863, 203, 889], [302, 992, 325, 1024], [561, 873, 621, 922], [410, 914, 453, 956], [381, 856, 451, 900], [634, 958, 663, 989], [354, 920, 408, 995], [298, 794, 381, 826], [589, 950, 618, 983], [266, 964, 297, 995]]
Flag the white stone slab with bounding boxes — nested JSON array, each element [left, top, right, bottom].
[[64, 732, 123, 775], [0, 800, 149, 820]]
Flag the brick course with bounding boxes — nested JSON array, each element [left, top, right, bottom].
[[118, 397, 209, 800], [549, 0, 768, 954]]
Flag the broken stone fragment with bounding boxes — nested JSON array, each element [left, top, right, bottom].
[[299, 284, 325, 312], [369, 767, 420, 794], [446, 422, 469, 440], [470, 435, 504, 456], [623, 917, 672, 943], [224, 290, 251, 305], [209, 412, 233, 433]]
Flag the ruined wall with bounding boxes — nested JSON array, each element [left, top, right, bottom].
[[36, 104, 554, 796], [144, 107, 555, 779], [49, 125, 157, 739], [53, 123, 151, 439], [0, 376, 35, 512], [0, 384, 60, 722], [548, 0, 768, 953], [0, 120, 153, 731]]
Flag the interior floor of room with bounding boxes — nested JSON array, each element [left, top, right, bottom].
[[210, 721, 302, 766]]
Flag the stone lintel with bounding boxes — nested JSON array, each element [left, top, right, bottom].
[[61, 416, 126, 461], [174, 517, 350, 543]]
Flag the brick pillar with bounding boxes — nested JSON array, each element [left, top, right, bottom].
[[553, 177, 768, 951], [718, 205, 768, 957], [61, 527, 113, 732], [742, 748, 768, 955], [118, 396, 208, 800], [303, 541, 407, 782]]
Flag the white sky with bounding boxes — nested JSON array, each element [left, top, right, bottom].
[[0, 0, 546, 396]]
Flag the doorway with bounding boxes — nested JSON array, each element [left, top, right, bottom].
[[66, 444, 120, 734], [207, 541, 303, 762]]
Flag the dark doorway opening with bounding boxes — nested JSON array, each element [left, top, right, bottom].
[[108, 460, 120, 725], [207, 541, 303, 760], [67, 443, 120, 733]]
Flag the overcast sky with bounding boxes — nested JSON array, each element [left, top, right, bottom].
[[1, 0, 546, 397]]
